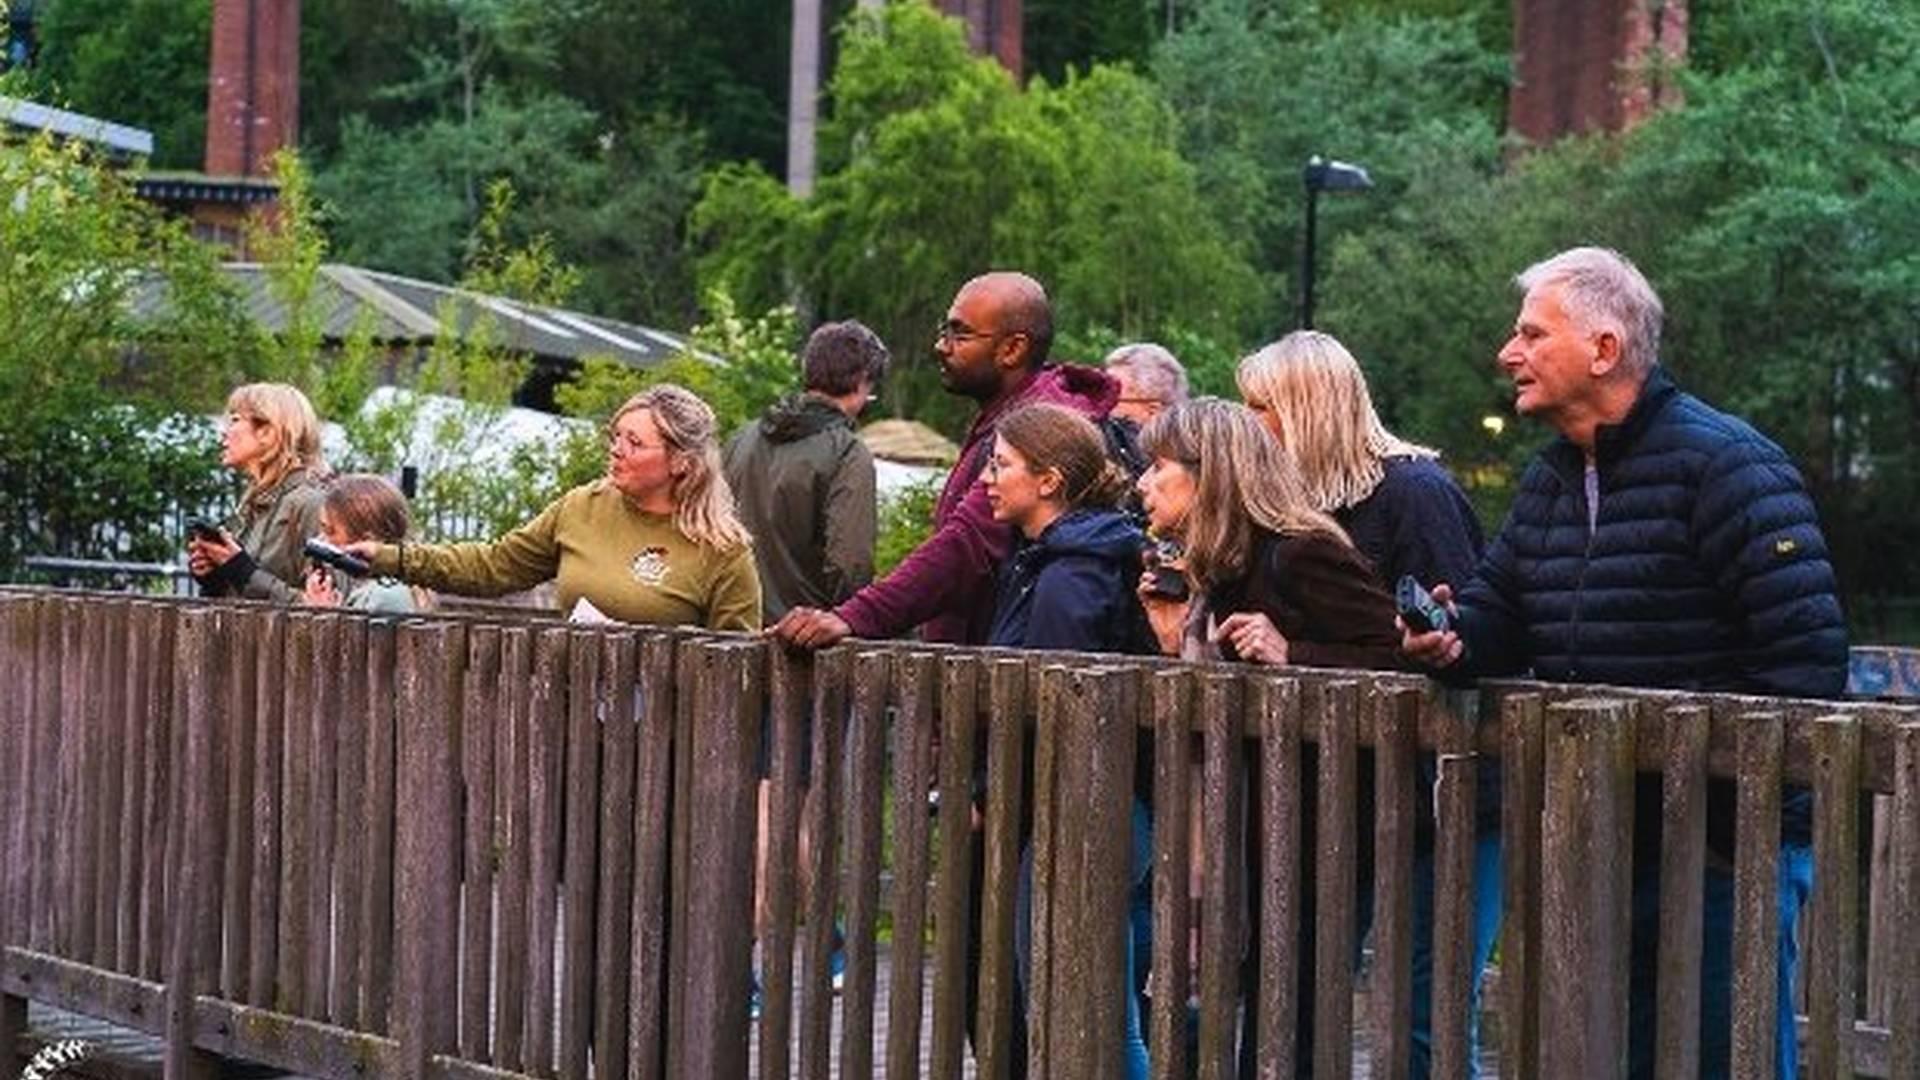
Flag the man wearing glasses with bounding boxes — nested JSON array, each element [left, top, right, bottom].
[[774, 271, 1120, 649], [1103, 342, 1189, 427]]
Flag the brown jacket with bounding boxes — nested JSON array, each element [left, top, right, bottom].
[[1206, 527, 1403, 671]]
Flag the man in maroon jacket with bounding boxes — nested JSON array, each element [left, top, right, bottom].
[[773, 271, 1120, 648]]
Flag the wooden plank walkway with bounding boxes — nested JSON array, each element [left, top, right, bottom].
[[24, 953, 1502, 1079]]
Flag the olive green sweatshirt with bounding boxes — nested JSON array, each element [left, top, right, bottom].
[[370, 480, 761, 632]]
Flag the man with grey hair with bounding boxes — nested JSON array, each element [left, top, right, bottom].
[[1403, 246, 1846, 1078], [1103, 341, 1189, 426]]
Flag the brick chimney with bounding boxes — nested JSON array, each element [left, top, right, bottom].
[[1507, 0, 1687, 145], [205, 0, 300, 178], [937, 0, 1023, 81]]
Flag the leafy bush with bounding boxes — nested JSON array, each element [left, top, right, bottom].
[[0, 131, 254, 574], [874, 477, 941, 578]]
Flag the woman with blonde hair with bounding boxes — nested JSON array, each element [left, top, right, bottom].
[[346, 383, 760, 630], [188, 382, 329, 601], [1239, 331, 1495, 1080], [1236, 330, 1483, 594]]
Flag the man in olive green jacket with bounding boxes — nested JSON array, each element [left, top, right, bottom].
[[724, 320, 889, 625]]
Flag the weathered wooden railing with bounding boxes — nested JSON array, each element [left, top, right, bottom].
[[1, 588, 1916, 1079]]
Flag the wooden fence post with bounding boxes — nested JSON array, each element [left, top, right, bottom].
[[930, 655, 982, 1080], [391, 621, 463, 1080], [883, 652, 936, 1080], [1312, 680, 1360, 1080], [1539, 697, 1635, 1080], [795, 646, 848, 1080], [1806, 715, 1860, 1077], [1195, 671, 1244, 1080], [756, 643, 809, 1080], [976, 657, 1030, 1080], [163, 607, 226, 1080], [1730, 712, 1783, 1078], [1429, 687, 1481, 1080], [1037, 665, 1138, 1080], [1251, 675, 1302, 1080], [1148, 669, 1195, 1080], [675, 640, 764, 1080], [1368, 685, 1417, 1080], [1887, 721, 1920, 1078], [1655, 704, 1710, 1080], [835, 649, 892, 1080], [1498, 692, 1546, 1078], [0, 595, 32, 1077]]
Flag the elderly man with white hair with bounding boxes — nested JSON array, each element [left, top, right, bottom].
[[1103, 341, 1189, 427], [1403, 246, 1847, 1079]]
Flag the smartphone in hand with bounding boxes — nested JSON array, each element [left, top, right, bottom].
[[1142, 538, 1190, 602], [1396, 575, 1450, 634]]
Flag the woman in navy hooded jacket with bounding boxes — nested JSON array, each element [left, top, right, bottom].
[[984, 403, 1153, 1080]]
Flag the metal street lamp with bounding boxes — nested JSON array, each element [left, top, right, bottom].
[[1297, 155, 1373, 329]]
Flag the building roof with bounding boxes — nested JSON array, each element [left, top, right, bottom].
[[1, 95, 155, 157], [172, 263, 692, 370], [858, 419, 961, 466]]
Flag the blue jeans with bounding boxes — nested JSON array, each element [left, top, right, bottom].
[[1406, 830, 1504, 1078], [1628, 841, 1813, 1078]]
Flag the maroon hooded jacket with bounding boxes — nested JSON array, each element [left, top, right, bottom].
[[836, 363, 1120, 644]]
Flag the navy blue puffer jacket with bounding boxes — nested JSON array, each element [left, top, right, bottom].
[[1456, 366, 1848, 850]]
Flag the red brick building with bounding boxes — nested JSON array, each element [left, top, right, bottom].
[[937, 0, 1024, 80], [1508, 0, 1689, 144], [140, 0, 302, 251]]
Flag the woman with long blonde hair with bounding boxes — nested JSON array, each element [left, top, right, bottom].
[[348, 383, 760, 630], [1240, 332, 1496, 1080], [1237, 331, 1483, 592], [188, 382, 329, 601]]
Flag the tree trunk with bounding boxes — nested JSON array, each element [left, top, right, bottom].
[[786, 0, 822, 197]]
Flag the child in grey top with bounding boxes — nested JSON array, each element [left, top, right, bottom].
[[300, 474, 427, 614]]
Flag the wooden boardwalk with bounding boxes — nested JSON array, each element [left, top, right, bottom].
[[24, 950, 1502, 1079]]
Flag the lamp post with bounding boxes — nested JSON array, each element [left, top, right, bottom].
[[1297, 155, 1373, 329]]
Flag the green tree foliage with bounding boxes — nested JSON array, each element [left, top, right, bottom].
[[0, 133, 252, 573], [24, 0, 211, 168], [310, 1, 707, 326], [557, 289, 801, 439], [693, 1, 1260, 434], [1026, 0, 1161, 84], [1152, 0, 1509, 333]]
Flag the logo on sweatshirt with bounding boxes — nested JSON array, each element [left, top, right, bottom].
[[630, 546, 671, 586]]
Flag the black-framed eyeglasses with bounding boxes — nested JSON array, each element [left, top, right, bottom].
[[937, 320, 1019, 347]]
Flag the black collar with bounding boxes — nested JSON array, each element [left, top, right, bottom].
[[1541, 367, 1679, 485]]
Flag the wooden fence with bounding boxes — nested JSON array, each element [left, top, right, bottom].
[[1, 588, 1916, 1079]]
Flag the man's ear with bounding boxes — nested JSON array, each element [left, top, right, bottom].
[[1590, 329, 1624, 377], [997, 331, 1033, 371]]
